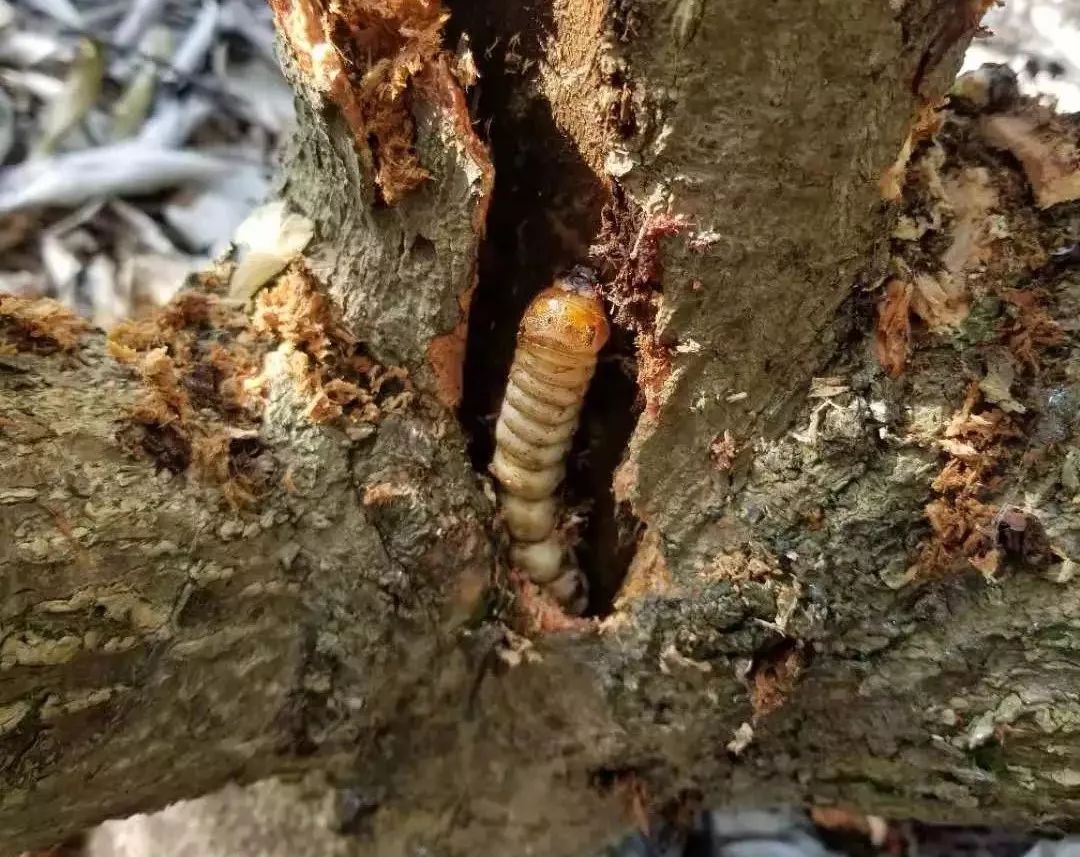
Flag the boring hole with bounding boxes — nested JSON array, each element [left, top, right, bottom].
[[570, 328, 642, 615], [447, 1, 641, 616]]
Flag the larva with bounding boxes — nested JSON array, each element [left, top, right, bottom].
[[490, 270, 609, 614]]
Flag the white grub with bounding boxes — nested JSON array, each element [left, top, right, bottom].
[[491, 273, 609, 614]]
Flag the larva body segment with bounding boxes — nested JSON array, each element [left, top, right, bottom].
[[491, 275, 609, 614]]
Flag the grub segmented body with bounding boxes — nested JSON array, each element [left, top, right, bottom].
[[490, 274, 609, 613]]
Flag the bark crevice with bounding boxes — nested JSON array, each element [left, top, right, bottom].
[[449, 0, 640, 613], [9, 3, 1080, 856]]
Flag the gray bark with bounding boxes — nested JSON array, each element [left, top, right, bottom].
[[5, 1, 1080, 856]]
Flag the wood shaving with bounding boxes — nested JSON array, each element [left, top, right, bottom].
[[0, 293, 88, 353], [252, 268, 413, 425], [874, 279, 913, 378], [252, 268, 342, 359], [879, 99, 944, 201], [709, 430, 738, 471], [267, 0, 447, 204], [980, 106, 1080, 209], [910, 272, 969, 329], [750, 647, 805, 722]]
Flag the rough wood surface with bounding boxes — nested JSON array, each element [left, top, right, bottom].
[[0, 330, 494, 851], [599, 0, 978, 570], [5, 2, 1080, 856]]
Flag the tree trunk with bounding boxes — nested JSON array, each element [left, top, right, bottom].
[[4, 1, 1080, 855]]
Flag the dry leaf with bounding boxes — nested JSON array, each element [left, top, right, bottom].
[[34, 37, 104, 155], [229, 200, 315, 300]]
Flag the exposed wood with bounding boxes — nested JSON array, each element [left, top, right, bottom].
[[5, 2, 1080, 856]]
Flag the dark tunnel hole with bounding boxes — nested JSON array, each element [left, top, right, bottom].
[[445, 0, 642, 615]]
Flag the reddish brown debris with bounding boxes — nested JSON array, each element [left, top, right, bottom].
[[874, 279, 913, 378], [0, 293, 89, 353], [510, 570, 594, 636], [750, 647, 805, 722], [709, 430, 738, 471], [1000, 288, 1065, 373], [267, 0, 447, 204]]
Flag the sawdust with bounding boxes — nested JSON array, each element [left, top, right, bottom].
[[109, 285, 269, 501], [750, 647, 805, 723], [252, 268, 414, 425], [190, 430, 274, 508], [510, 570, 594, 636], [875, 279, 913, 378], [252, 268, 343, 359], [0, 294, 89, 353], [1000, 288, 1065, 374], [919, 495, 999, 577], [362, 481, 418, 507], [914, 382, 1026, 580], [709, 431, 738, 472], [110, 269, 413, 499], [891, 111, 1067, 576], [590, 188, 687, 335], [130, 347, 192, 428], [704, 550, 777, 584], [268, 0, 447, 204], [877, 93, 1066, 389]]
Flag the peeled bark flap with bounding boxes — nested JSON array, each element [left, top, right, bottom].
[[607, 0, 971, 571]]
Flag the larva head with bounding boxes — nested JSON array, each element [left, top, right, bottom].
[[519, 274, 609, 356]]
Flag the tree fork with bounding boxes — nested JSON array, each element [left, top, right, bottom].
[[6, 2, 1080, 856]]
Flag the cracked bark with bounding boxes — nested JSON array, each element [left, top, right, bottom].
[[4, 2, 1080, 856]]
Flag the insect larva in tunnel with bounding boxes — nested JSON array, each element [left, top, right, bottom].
[[490, 269, 610, 614]]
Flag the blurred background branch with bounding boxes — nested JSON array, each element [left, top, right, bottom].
[[0, 0, 292, 326]]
